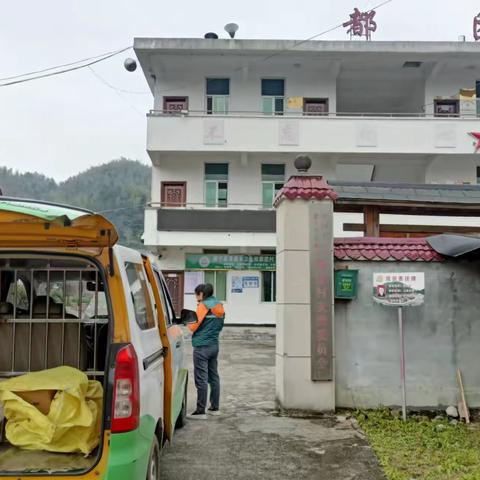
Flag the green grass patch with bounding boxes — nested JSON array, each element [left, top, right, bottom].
[[355, 409, 480, 480]]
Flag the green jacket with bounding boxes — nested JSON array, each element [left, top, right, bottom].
[[190, 296, 225, 348]]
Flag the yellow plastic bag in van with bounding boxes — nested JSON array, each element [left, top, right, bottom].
[[0, 366, 103, 455]]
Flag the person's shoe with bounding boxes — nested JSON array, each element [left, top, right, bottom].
[[208, 407, 221, 416], [188, 410, 207, 420]]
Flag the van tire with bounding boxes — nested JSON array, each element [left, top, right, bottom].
[[147, 436, 160, 480], [175, 382, 187, 429]]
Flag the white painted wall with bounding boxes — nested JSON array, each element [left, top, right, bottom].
[[155, 247, 275, 325], [150, 152, 335, 208], [152, 55, 337, 114], [381, 213, 480, 228], [425, 155, 477, 184], [147, 115, 480, 156]]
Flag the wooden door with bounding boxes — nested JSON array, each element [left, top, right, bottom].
[[161, 182, 187, 207], [163, 271, 184, 315]]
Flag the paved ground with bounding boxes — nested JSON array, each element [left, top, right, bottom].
[[160, 327, 385, 480]]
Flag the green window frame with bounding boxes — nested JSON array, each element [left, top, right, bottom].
[[206, 78, 230, 114], [205, 163, 228, 207], [261, 271, 276, 303], [261, 79, 285, 116], [262, 164, 285, 207], [204, 270, 227, 302]]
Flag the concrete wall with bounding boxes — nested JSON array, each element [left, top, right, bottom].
[[147, 115, 480, 156], [335, 260, 480, 408], [150, 152, 336, 207], [425, 154, 477, 184], [151, 55, 337, 114]]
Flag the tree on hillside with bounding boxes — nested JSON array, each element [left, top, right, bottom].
[[0, 159, 150, 249], [0, 167, 57, 200]]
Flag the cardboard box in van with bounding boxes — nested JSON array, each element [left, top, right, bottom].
[[15, 390, 56, 416]]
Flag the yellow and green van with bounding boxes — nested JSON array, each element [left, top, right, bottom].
[[0, 197, 188, 479]]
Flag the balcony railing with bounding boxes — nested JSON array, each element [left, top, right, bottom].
[[146, 203, 275, 233], [148, 109, 479, 119]]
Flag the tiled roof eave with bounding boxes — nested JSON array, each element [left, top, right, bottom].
[[334, 237, 444, 262], [274, 176, 338, 208]]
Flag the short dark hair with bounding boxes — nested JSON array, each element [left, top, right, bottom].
[[194, 283, 214, 298]]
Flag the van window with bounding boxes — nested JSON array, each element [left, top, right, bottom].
[[125, 262, 156, 330], [33, 270, 108, 318], [153, 270, 175, 326]]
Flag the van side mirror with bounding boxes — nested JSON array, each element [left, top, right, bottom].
[[177, 309, 198, 325]]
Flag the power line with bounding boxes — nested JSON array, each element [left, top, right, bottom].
[[88, 67, 146, 117], [0, 46, 132, 82], [0, 46, 132, 87], [260, 0, 394, 62], [87, 65, 150, 95]]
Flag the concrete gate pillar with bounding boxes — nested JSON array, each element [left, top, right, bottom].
[[274, 156, 338, 412]]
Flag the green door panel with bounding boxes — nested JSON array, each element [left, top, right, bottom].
[[105, 415, 157, 480]]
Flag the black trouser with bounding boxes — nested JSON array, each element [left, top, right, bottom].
[[193, 344, 220, 412]]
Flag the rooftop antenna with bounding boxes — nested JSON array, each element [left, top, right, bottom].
[[224, 23, 239, 39]]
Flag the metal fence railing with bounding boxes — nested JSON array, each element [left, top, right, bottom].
[[148, 109, 479, 119], [0, 258, 108, 378]]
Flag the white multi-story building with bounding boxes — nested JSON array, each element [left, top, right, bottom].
[[134, 38, 480, 324]]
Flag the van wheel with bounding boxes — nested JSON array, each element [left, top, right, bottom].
[[175, 383, 187, 429], [147, 436, 160, 480]]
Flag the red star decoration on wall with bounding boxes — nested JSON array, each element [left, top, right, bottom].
[[469, 132, 480, 152]]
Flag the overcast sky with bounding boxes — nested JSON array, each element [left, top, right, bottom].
[[1, 0, 479, 181]]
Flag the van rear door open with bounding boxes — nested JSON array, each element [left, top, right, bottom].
[[0, 198, 118, 248]]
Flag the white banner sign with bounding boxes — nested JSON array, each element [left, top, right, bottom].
[[373, 272, 425, 307]]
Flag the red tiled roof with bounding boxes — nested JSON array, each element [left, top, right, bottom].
[[274, 176, 338, 207], [334, 237, 444, 262]]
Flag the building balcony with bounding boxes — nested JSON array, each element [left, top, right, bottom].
[[143, 205, 276, 248], [146, 110, 480, 157]]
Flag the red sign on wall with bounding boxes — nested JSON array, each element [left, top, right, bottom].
[[474, 13, 480, 41], [310, 202, 334, 381]]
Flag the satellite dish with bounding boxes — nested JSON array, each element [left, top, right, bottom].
[[124, 58, 137, 72], [224, 23, 239, 39]]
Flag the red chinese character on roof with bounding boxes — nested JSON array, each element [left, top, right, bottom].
[[343, 8, 378, 40], [474, 13, 480, 41]]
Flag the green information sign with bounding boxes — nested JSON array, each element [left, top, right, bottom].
[[186, 254, 276, 271]]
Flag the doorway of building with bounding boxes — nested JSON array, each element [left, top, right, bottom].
[[161, 182, 187, 207], [163, 271, 184, 315]]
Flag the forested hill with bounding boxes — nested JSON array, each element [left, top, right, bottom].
[[0, 159, 151, 248]]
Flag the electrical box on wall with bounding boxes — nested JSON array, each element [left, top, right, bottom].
[[335, 269, 358, 300]]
